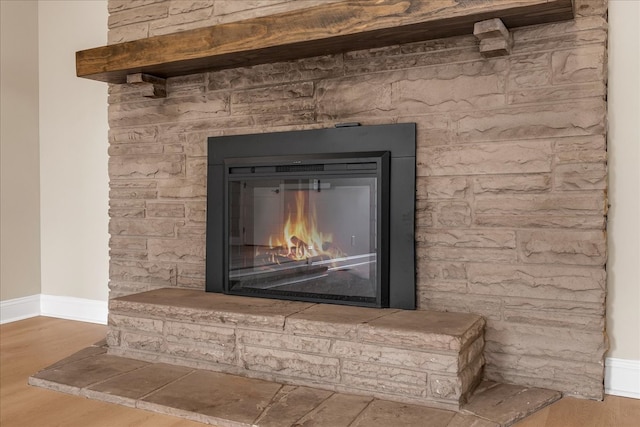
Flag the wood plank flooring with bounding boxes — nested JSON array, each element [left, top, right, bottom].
[[1, 316, 638, 427]]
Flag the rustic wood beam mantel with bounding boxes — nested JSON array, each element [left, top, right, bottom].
[[76, 0, 573, 84]]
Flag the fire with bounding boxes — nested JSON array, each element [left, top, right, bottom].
[[269, 191, 341, 261]]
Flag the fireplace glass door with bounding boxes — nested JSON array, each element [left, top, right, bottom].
[[225, 154, 388, 306]]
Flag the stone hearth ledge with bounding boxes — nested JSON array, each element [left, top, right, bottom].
[[28, 339, 562, 427], [106, 288, 485, 410]]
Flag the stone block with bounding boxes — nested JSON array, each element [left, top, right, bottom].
[[110, 237, 147, 251], [518, 230, 606, 265], [108, 0, 165, 13], [294, 393, 373, 427], [242, 346, 339, 381], [359, 310, 484, 352], [455, 100, 605, 142], [484, 353, 604, 399], [351, 399, 455, 427], [574, 0, 608, 17], [238, 329, 331, 354], [254, 386, 333, 427], [109, 200, 146, 218], [507, 69, 550, 90], [402, 114, 452, 146], [419, 262, 467, 281], [164, 330, 237, 365], [508, 82, 605, 105], [464, 381, 562, 425], [332, 341, 458, 373], [176, 226, 205, 238], [418, 246, 517, 264], [341, 360, 427, 387], [418, 291, 503, 321], [169, 0, 213, 14], [108, 2, 169, 28], [472, 174, 551, 194], [415, 200, 435, 227], [110, 218, 177, 237], [146, 202, 185, 218], [391, 63, 507, 114], [509, 52, 550, 72], [475, 193, 606, 229], [418, 140, 552, 176], [341, 373, 427, 398], [110, 260, 176, 286], [476, 191, 605, 214], [416, 230, 516, 249], [514, 28, 607, 55], [186, 158, 206, 177], [552, 45, 606, 85], [231, 82, 313, 104], [344, 45, 480, 75], [164, 321, 234, 345], [484, 322, 607, 362], [503, 298, 604, 330], [232, 98, 315, 116], [555, 163, 606, 190], [109, 313, 163, 334], [110, 186, 158, 200], [416, 279, 467, 295], [185, 201, 206, 222], [108, 143, 163, 156], [208, 55, 343, 91], [467, 263, 605, 303], [109, 125, 158, 145], [148, 238, 205, 262], [177, 263, 205, 289], [109, 95, 229, 128], [416, 177, 468, 200], [158, 178, 206, 198], [555, 135, 606, 164], [108, 22, 150, 44], [435, 202, 471, 227], [285, 303, 386, 339], [316, 73, 394, 120], [121, 332, 164, 353]]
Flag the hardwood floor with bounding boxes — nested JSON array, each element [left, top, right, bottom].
[[1, 316, 638, 427], [0, 317, 205, 426]]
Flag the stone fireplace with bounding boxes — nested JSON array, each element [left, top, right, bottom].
[[104, 0, 608, 402]]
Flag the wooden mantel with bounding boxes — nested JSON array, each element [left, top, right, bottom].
[[76, 0, 573, 84]]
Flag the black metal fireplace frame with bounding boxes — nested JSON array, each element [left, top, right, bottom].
[[206, 123, 416, 309]]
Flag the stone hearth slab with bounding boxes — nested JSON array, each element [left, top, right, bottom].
[[107, 288, 485, 409], [29, 344, 561, 426]]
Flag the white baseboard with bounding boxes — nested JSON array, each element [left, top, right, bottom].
[[0, 294, 108, 325], [0, 294, 41, 324], [605, 357, 640, 399], [40, 294, 108, 325]]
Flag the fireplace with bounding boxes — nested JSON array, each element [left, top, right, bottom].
[[206, 123, 416, 309]]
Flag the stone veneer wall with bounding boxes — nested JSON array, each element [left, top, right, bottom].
[[106, 0, 609, 399]]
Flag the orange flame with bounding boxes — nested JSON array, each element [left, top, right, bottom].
[[269, 191, 341, 261]]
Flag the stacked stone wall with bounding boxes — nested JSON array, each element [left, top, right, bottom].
[[106, 0, 609, 398]]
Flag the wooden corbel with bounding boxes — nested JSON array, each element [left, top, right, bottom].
[[473, 18, 513, 57], [126, 73, 167, 98]]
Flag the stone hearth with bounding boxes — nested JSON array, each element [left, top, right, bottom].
[[30, 340, 562, 427], [107, 288, 484, 410]]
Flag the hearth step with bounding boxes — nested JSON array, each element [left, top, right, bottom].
[[107, 288, 486, 410]]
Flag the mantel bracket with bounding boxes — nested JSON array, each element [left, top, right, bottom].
[[473, 18, 513, 57], [126, 73, 167, 98]]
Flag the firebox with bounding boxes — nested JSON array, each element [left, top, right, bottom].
[[206, 123, 416, 309]]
